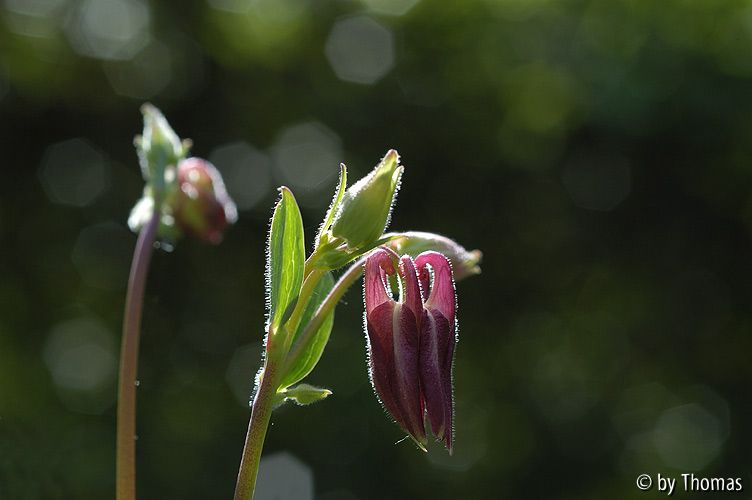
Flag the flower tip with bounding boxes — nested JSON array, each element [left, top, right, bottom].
[[277, 185, 299, 203], [467, 249, 483, 275], [406, 433, 428, 452], [139, 102, 156, 115], [384, 149, 399, 163]]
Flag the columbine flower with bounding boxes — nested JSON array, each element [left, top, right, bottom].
[[173, 158, 238, 244], [364, 248, 457, 452]]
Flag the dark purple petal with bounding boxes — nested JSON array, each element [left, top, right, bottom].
[[415, 251, 456, 327], [366, 302, 426, 447], [415, 251, 457, 453], [364, 249, 426, 448], [366, 302, 403, 429], [393, 303, 425, 445], [364, 249, 395, 316], [420, 308, 455, 453], [398, 256, 423, 322]]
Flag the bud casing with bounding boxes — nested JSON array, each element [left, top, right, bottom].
[[330, 150, 403, 250]]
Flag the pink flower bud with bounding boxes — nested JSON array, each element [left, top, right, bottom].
[[173, 158, 237, 244]]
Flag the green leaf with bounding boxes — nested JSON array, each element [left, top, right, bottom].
[[281, 384, 332, 406], [267, 187, 305, 332], [316, 163, 347, 247], [279, 272, 335, 389]]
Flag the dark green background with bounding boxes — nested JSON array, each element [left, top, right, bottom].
[[2, 0, 752, 498]]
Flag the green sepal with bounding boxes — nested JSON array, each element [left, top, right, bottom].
[[128, 104, 189, 246], [316, 163, 347, 247], [137, 103, 185, 188]]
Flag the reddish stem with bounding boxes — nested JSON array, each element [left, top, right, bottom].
[[116, 209, 159, 500]]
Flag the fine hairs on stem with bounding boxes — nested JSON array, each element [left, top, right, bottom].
[[233, 257, 366, 499]]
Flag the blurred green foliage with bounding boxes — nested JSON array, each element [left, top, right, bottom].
[[2, 0, 752, 498]]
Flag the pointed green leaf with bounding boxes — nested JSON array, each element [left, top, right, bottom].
[[282, 384, 332, 406], [279, 272, 335, 389], [316, 163, 347, 247], [267, 187, 305, 332]]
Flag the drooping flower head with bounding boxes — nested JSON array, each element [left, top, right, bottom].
[[364, 248, 457, 452], [128, 105, 237, 247], [173, 158, 238, 244]]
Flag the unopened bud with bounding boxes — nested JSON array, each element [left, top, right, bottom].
[[384, 231, 481, 280], [329, 150, 403, 250], [173, 158, 238, 244], [137, 104, 185, 186]]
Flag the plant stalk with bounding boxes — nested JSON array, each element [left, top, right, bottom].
[[283, 257, 365, 373], [116, 208, 160, 500], [234, 251, 380, 499], [234, 358, 280, 500], [281, 268, 325, 354]]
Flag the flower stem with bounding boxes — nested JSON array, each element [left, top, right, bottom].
[[281, 268, 325, 354], [116, 207, 160, 500], [283, 257, 366, 373], [233, 258, 367, 500], [234, 358, 280, 500]]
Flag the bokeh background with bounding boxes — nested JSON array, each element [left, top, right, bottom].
[[2, 0, 752, 498]]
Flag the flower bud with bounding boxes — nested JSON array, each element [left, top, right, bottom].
[[173, 158, 238, 244], [384, 231, 481, 281], [330, 150, 403, 250]]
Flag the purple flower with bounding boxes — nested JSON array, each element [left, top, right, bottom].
[[364, 248, 457, 453]]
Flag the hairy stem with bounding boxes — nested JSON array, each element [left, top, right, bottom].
[[281, 268, 325, 354], [116, 208, 160, 500], [234, 358, 280, 500], [234, 253, 374, 499], [283, 256, 365, 372]]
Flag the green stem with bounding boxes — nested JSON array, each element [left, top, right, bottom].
[[233, 357, 280, 500], [281, 268, 325, 353], [233, 253, 374, 499], [283, 256, 365, 373], [116, 206, 160, 500]]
